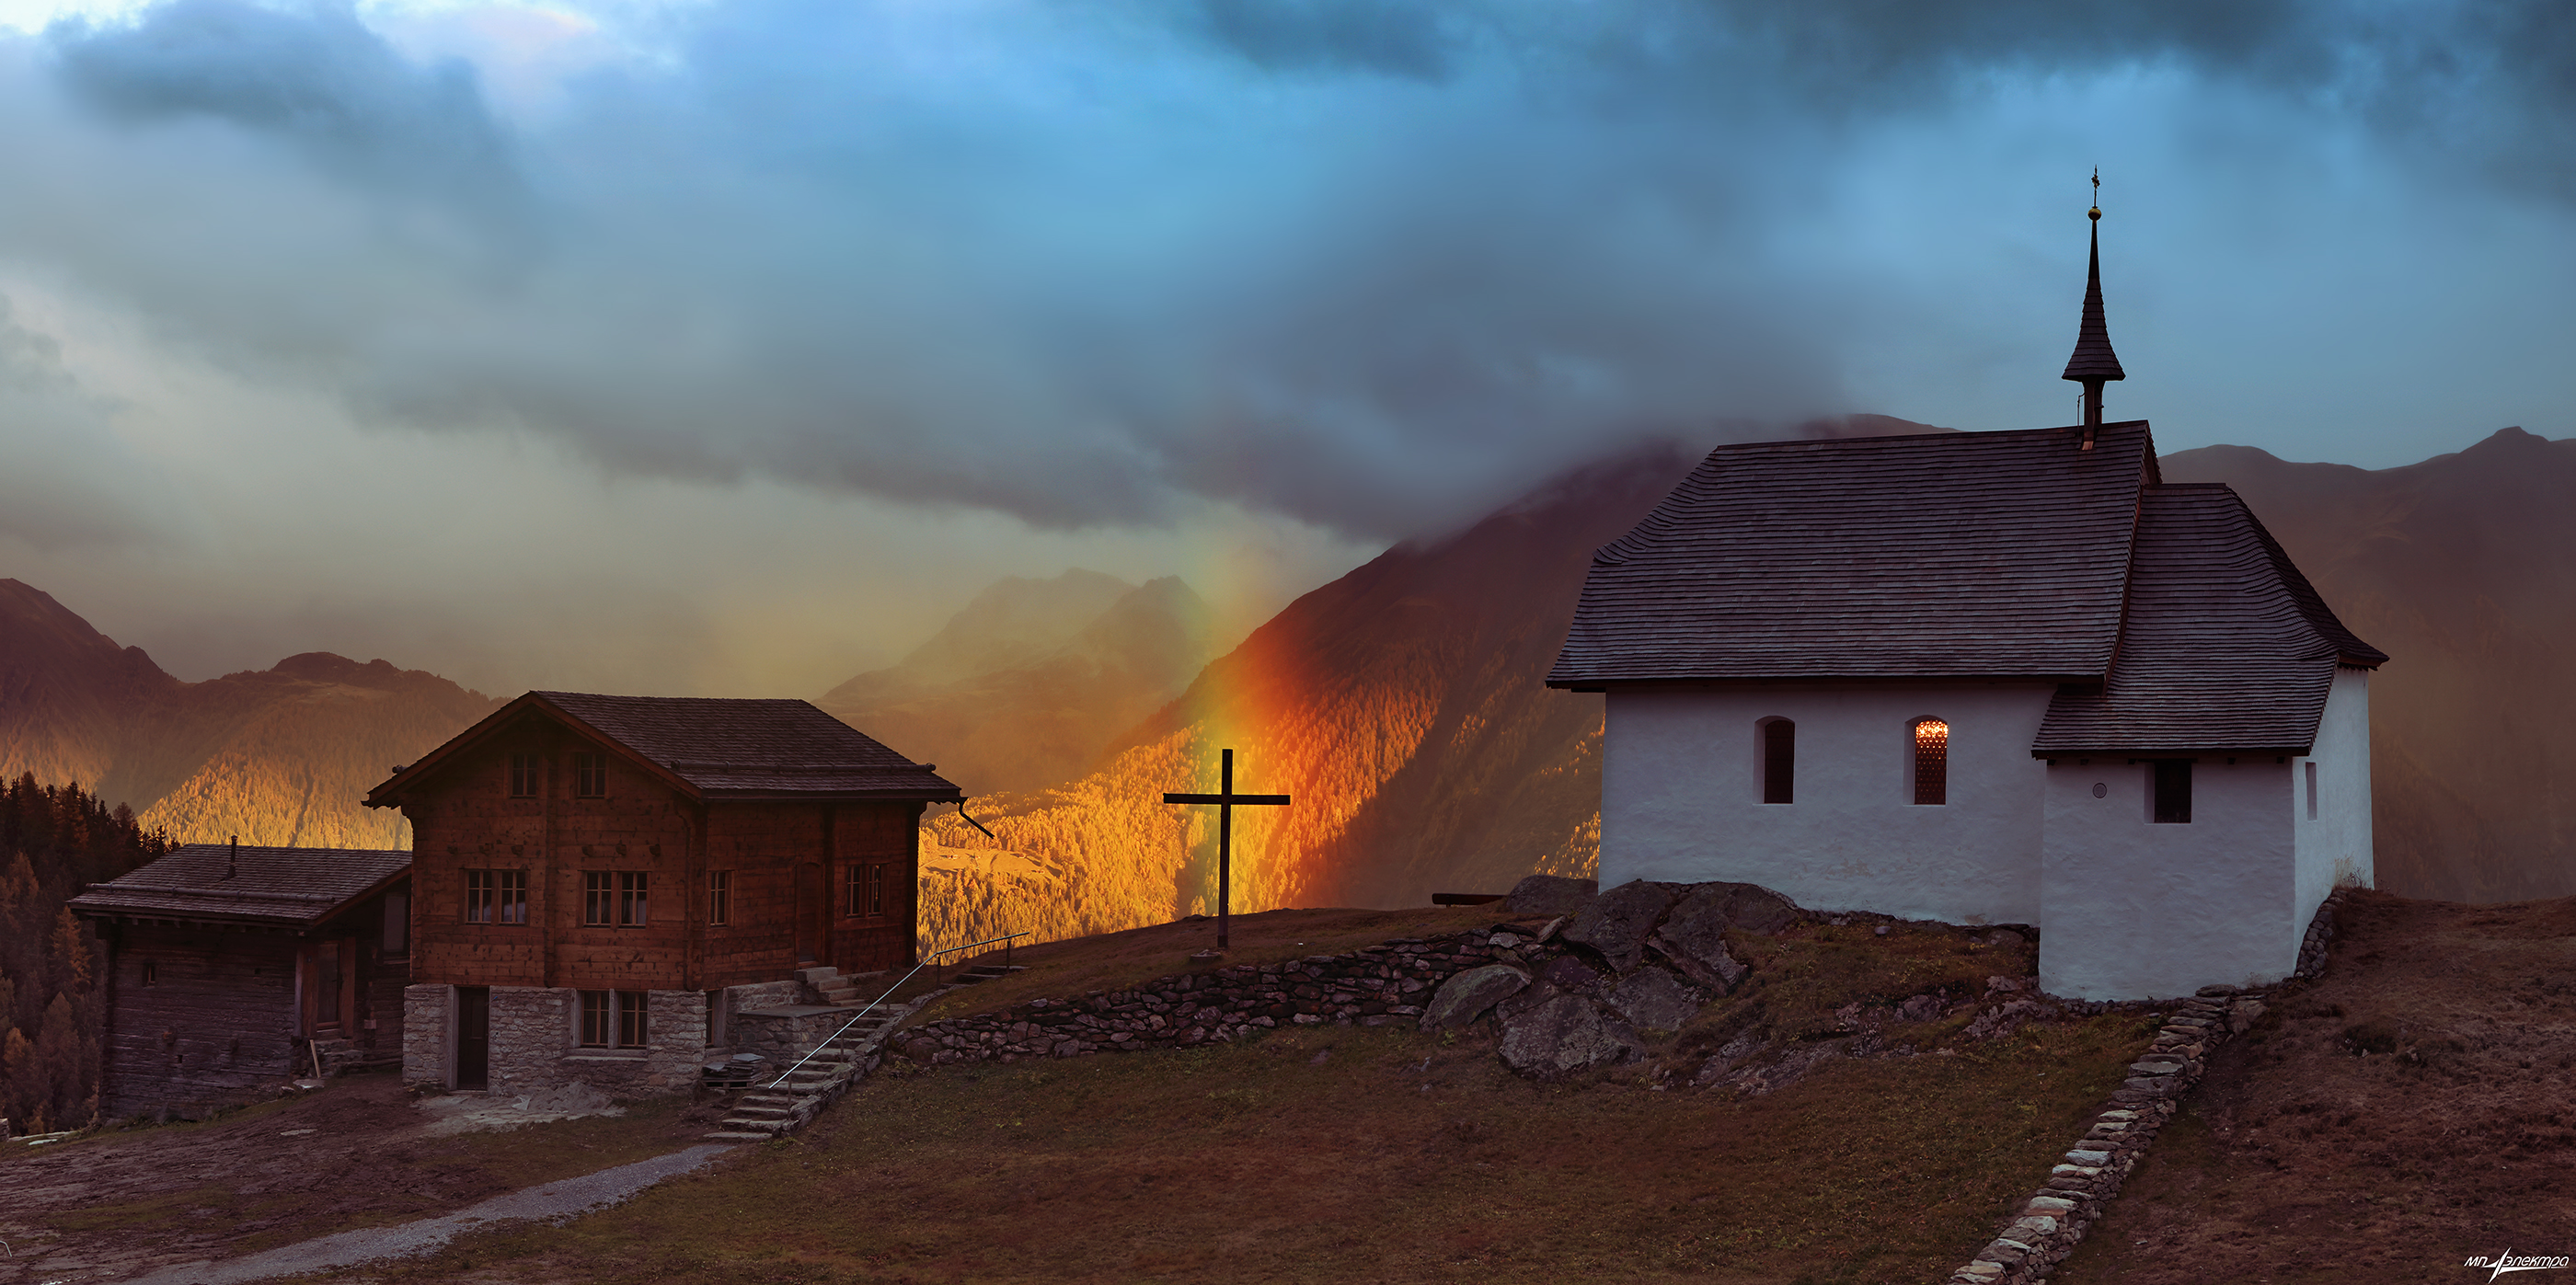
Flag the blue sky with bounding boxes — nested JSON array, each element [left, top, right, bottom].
[[0, 0, 2569, 696]]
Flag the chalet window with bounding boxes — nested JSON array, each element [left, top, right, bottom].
[[466, 870, 527, 924], [508, 752, 538, 797], [583, 871, 614, 925], [2152, 760, 2193, 824], [142, 960, 156, 986], [619, 991, 648, 1047], [573, 752, 607, 798], [2306, 762, 2319, 820], [1760, 718, 1794, 805], [845, 863, 887, 918], [580, 990, 650, 1049], [1912, 718, 1949, 806], [617, 871, 649, 926], [707, 870, 731, 926]]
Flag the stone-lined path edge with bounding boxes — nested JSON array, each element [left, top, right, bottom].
[[1943, 888, 2351, 1284]]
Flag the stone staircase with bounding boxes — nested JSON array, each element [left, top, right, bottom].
[[707, 985, 918, 1140], [803, 966, 868, 1007], [949, 963, 1027, 987], [703, 958, 1029, 1141]]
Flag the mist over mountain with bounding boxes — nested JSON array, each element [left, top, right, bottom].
[[0, 579, 499, 847], [821, 569, 1216, 798], [2164, 426, 2576, 902]]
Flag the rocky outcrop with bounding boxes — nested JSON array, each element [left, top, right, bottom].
[[1498, 992, 1645, 1078], [1505, 875, 1598, 919], [1419, 964, 1531, 1031], [1562, 880, 1684, 971]]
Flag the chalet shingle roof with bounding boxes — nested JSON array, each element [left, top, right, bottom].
[[69, 843, 408, 929], [535, 692, 960, 798], [2032, 486, 2386, 754], [1547, 423, 2156, 686], [367, 692, 961, 805]]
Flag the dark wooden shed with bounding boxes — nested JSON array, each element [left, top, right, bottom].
[[69, 843, 411, 1119]]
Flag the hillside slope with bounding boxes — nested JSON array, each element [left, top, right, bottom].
[[0, 580, 500, 846], [2164, 426, 2576, 901]]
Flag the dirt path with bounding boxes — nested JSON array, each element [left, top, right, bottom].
[[2055, 889, 2576, 1285], [0, 1074, 724, 1284]]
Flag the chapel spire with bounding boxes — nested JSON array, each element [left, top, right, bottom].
[[2062, 170, 2125, 446]]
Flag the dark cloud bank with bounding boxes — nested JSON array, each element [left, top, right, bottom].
[[9, 0, 2574, 540]]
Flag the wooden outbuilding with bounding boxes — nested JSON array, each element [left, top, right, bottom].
[[69, 843, 411, 1119], [362, 691, 961, 1095]]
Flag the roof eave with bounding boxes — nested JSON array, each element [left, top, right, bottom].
[[2030, 745, 2314, 760]]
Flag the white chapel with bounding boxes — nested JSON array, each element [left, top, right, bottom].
[[1547, 205, 2385, 1000]]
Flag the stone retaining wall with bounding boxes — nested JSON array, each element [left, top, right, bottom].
[[898, 930, 1566, 1065]]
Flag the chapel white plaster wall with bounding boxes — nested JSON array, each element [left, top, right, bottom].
[[2293, 668, 2375, 939], [2040, 757, 2295, 999], [1601, 683, 2054, 924]]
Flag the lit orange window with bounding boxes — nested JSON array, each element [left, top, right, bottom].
[[1913, 718, 1949, 805]]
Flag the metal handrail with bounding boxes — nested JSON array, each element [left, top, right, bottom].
[[762, 931, 1029, 1090]]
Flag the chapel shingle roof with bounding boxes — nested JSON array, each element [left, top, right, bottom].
[[1547, 422, 2157, 686], [68, 843, 409, 929], [2031, 486, 2386, 754], [365, 692, 961, 805], [2063, 221, 2126, 384]]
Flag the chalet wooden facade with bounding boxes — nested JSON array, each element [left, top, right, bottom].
[[68, 843, 411, 1119], [363, 691, 960, 1095]]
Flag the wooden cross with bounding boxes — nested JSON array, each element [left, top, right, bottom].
[[1162, 748, 1290, 949]]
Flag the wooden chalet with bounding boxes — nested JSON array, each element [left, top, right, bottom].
[[362, 691, 960, 1093], [68, 843, 411, 1119]]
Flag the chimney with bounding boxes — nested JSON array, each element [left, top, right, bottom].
[[2061, 171, 2126, 449], [227, 836, 237, 881]]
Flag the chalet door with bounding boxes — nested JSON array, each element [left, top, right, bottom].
[[796, 863, 825, 965], [455, 986, 489, 1089]]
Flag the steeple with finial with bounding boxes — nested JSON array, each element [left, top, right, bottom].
[[2062, 168, 2125, 448]]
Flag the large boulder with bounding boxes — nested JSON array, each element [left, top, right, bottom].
[[1648, 884, 1754, 993], [1562, 880, 1685, 972], [1419, 964, 1531, 1031], [1498, 993, 1645, 1080], [1607, 967, 1705, 1033], [1710, 882, 1800, 935], [1505, 875, 1597, 919]]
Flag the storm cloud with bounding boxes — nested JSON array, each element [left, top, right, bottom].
[[4, 0, 2573, 545]]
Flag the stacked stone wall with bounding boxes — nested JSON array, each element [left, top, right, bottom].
[[897, 930, 1565, 1066]]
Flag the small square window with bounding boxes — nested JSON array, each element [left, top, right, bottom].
[[573, 752, 607, 798], [583, 871, 614, 926], [508, 752, 538, 798], [579, 989, 647, 1049], [497, 870, 527, 925], [466, 869, 495, 924], [2152, 760, 2193, 824]]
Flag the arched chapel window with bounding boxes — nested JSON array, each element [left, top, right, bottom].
[[1760, 718, 1794, 805], [1912, 718, 1949, 806]]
